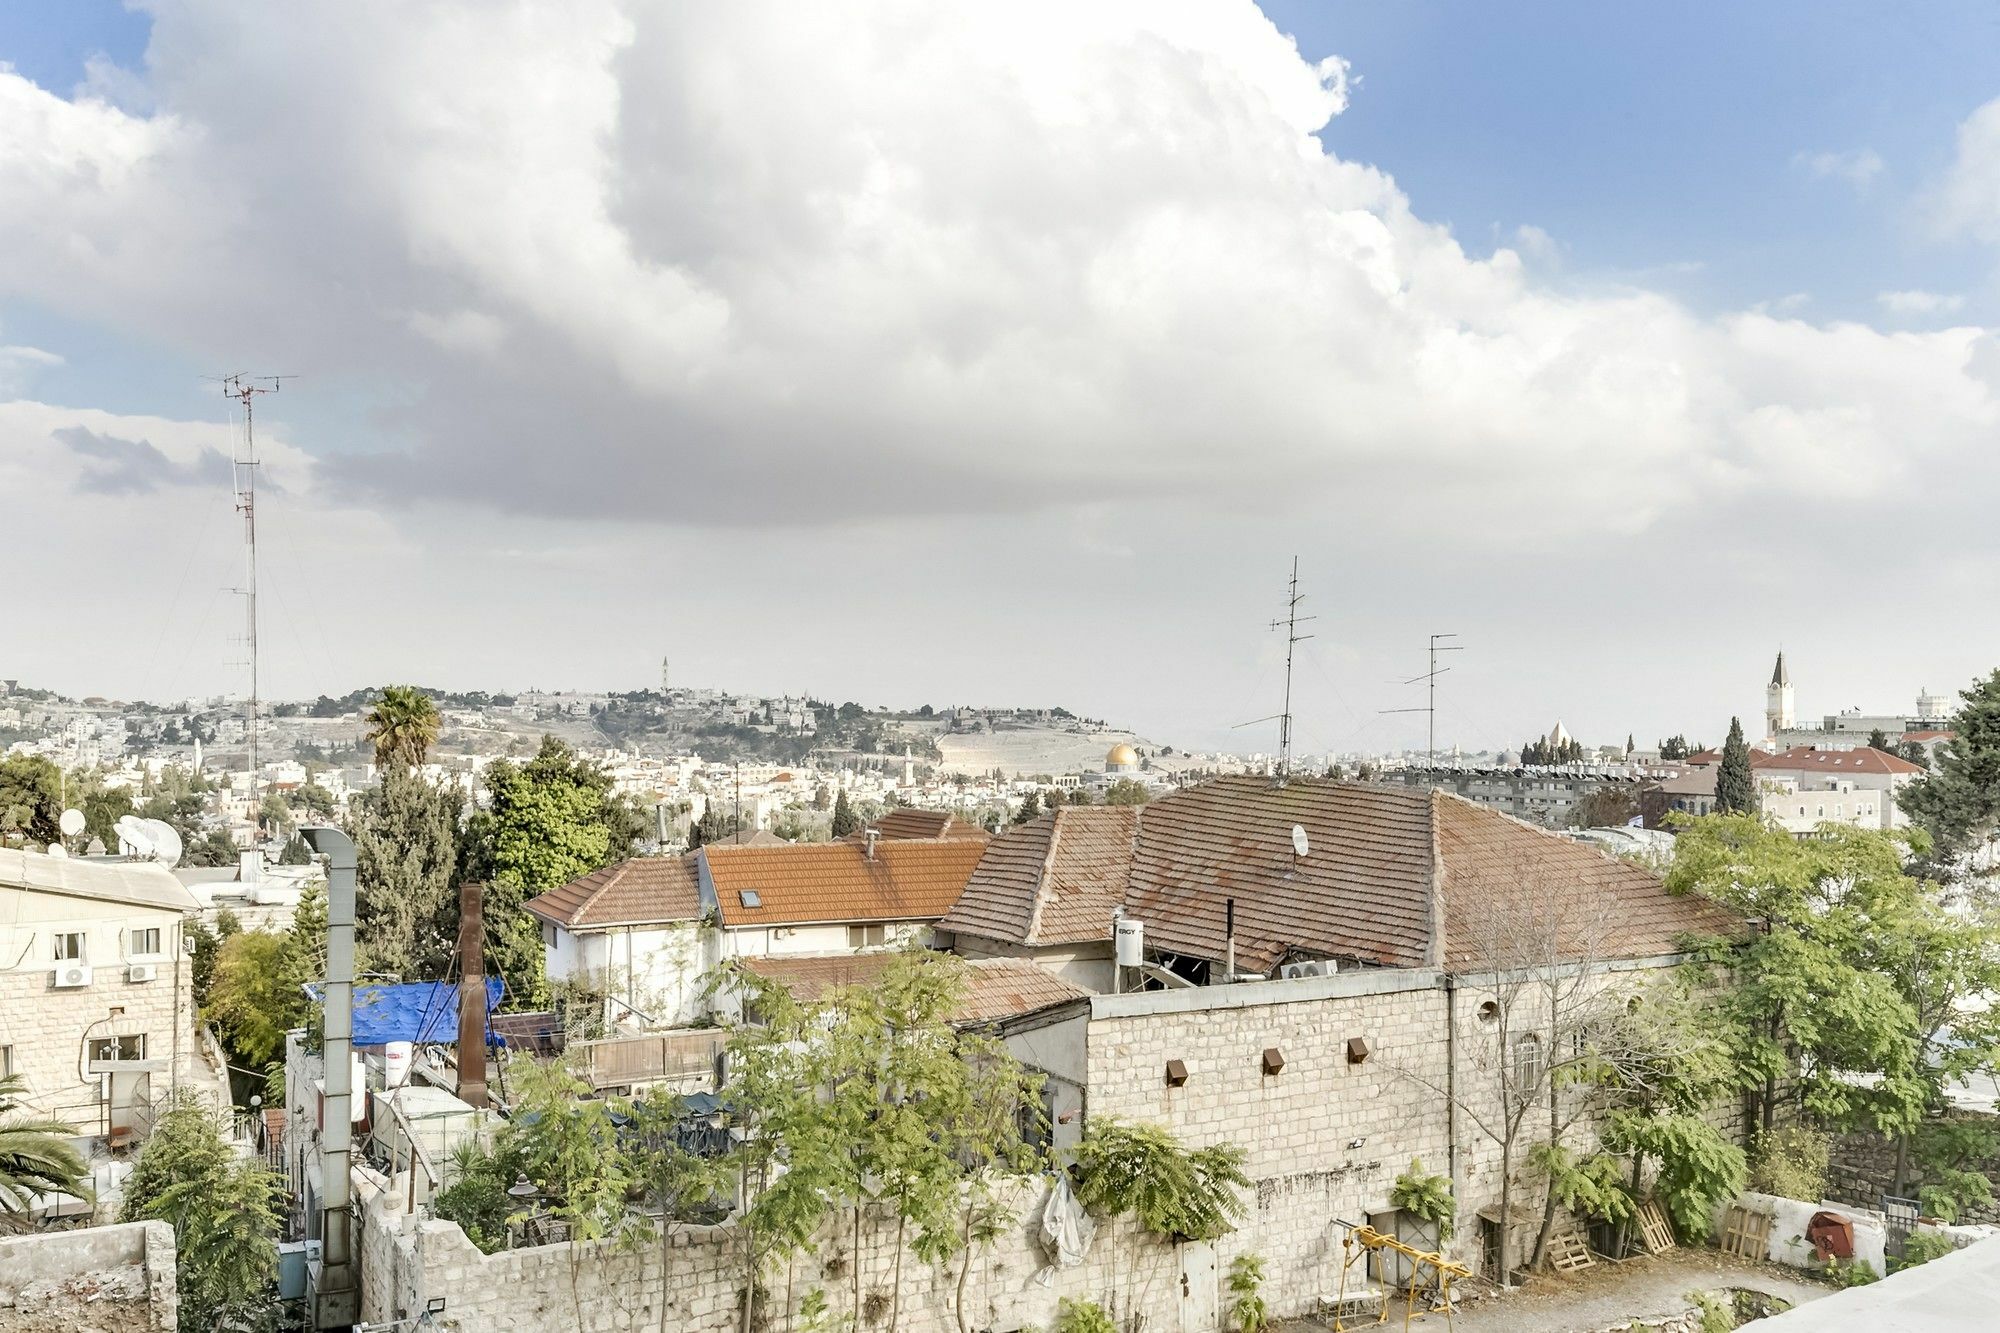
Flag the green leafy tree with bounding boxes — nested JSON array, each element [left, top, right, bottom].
[[1660, 735, 1691, 761], [829, 789, 859, 838], [0, 1072, 89, 1215], [1104, 778, 1151, 806], [289, 782, 337, 819], [1715, 717, 1756, 815], [1012, 790, 1041, 825], [68, 767, 135, 848], [460, 736, 627, 1005], [1072, 1119, 1249, 1242], [364, 684, 443, 768], [1669, 818, 1955, 1147], [350, 767, 464, 980], [1903, 668, 2000, 861], [204, 890, 322, 1076], [1227, 1253, 1270, 1332], [183, 829, 240, 867], [0, 753, 62, 844], [257, 789, 294, 838], [625, 1084, 735, 1333], [1868, 728, 1892, 752], [120, 1089, 282, 1327]]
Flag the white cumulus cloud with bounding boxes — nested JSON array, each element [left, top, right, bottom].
[[1793, 147, 1884, 189]]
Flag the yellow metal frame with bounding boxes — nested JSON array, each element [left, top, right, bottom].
[[1330, 1222, 1474, 1332]]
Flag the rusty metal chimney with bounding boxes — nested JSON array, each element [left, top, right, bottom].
[[455, 880, 489, 1109]]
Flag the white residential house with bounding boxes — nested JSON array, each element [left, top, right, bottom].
[[0, 849, 202, 1144], [526, 833, 989, 1028]]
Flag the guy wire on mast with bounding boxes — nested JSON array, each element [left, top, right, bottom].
[[1233, 557, 1314, 779], [221, 372, 291, 793]]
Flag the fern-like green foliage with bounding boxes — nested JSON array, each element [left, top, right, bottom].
[[1054, 1296, 1118, 1333], [1532, 1145, 1635, 1226], [1227, 1253, 1270, 1332], [1604, 1109, 1744, 1242], [1388, 1158, 1456, 1242], [1072, 1119, 1250, 1241]]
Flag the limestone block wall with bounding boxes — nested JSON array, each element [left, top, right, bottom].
[[0, 1220, 178, 1333], [1826, 1117, 2000, 1226]]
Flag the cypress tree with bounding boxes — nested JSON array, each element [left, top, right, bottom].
[[830, 789, 859, 838], [1715, 716, 1756, 815]]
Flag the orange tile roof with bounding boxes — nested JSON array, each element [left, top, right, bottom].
[[1761, 745, 1924, 776], [523, 857, 703, 931], [937, 807, 1134, 946], [705, 839, 987, 928], [737, 953, 1089, 1023], [941, 776, 1733, 973], [852, 808, 993, 843]]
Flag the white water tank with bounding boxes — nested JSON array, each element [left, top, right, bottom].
[[382, 1041, 413, 1090], [1114, 917, 1145, 968]]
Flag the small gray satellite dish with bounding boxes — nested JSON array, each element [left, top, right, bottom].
[[1291, 824, 1310, 858], [59, 808, 86, 837]]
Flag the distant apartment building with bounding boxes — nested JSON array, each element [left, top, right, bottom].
[[0, 850, 201, 1143]]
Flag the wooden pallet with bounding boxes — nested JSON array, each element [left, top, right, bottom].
[[1546, 1225, 1596, 1273], [1635, 1201, 1677, 1255], [1719, 1205, 1773, 1260]]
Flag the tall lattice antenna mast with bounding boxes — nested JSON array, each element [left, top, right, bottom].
[[1234, 558, 1315, 778], [221, 373, 288, 791]]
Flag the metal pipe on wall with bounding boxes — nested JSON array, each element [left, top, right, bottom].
[[302, 825, 360, 1329]]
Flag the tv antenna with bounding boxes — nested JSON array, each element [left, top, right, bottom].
[[1381, 633, 1464, 767], [219, 373, 292, 791], [1234, 557, 1315, 778]]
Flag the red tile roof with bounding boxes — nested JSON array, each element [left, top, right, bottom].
[[523, 858, 703, 931], [940, 776, 1731, 973], [862, 809, 992, 843], [705, 839, 987, 928], [737, 953, 1089, 1024], [936, 806, 1135, 946], [1760, 746, 1924, 776]]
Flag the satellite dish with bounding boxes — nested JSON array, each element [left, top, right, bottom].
[[114, 815, 154, 859], [1291, 824, 1310, 858], [44, 842, 68, 859], [139, 819, 184, 869], [59, 808, 86, 837]]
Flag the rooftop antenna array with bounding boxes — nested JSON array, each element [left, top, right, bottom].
[[1381, 633, 1465, 767], [1234, 557, 1315, 778], [219, 373, 290, 791]]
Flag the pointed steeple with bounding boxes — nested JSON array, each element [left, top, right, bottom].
[[1770, 651, 1790, 689]]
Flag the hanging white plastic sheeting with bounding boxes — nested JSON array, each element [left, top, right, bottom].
[[1035, 1172, 1097, 1286]]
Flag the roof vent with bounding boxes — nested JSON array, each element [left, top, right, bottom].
[[863, 828, 879, 860]]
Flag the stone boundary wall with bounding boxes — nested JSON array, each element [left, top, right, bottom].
[[1825, 1115, 2000, 1225], [0, 1220, 178, 1333]]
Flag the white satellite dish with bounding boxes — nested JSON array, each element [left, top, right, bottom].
[[114, 815, 154, 859], [44, 842, 68, 859], [139, 819, 184, 869], [59, 808, 86, 837], [1291, 824, 1310, 858]]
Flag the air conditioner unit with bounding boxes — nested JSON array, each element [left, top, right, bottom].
[[1278, 960, 1334, 981], [126, 963, 158, 983], [52, 964, 93, 989]]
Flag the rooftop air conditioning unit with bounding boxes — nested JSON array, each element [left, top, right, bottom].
[[1278, 960, 1334, 981], [126, 963, 158, 983], [53, 964, 92, 989]]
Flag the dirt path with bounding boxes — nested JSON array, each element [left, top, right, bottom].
[[1281, 1250, 1830, 1333]]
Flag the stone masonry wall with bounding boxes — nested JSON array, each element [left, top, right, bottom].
[[0, 1220, 178, 1333], [1826, 1115, 2000, 1225]]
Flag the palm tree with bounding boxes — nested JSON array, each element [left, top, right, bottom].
[[364, 685, 442, 769], [0, 1073, 90, 1217]]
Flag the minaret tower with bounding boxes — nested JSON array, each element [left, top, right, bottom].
[[1765, 651, 1795, 739]]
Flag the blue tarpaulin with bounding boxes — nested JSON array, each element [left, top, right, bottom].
[[305, 978, 505, 1047]]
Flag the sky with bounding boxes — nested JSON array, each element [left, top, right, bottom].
[[3, 2, 1999, 757]]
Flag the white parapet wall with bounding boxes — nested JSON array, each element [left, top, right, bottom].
[[1714, 1190, 1889, 1278], [0, 1220, 179, 1332]]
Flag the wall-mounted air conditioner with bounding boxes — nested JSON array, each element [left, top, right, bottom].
[[1278, 960, 1335, 981], [126, 963, 158, 983], [52, 964, 93, 989]]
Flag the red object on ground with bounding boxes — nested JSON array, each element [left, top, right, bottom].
[[1806, 1211, 1856, 1261]]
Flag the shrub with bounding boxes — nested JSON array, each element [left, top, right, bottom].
[[1746, 1125, 1829, 1202], [1072, 1120, 1249, 1241], [1228, 1253, 1269, 1332], [1686, 1289, 1737, 1333], [1822, 1257, 1879, 1288], [1897, 1229, 1958, 1269], [1389, 1158, 1456, 1243], [1053, 1297, 1117, 1333]]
